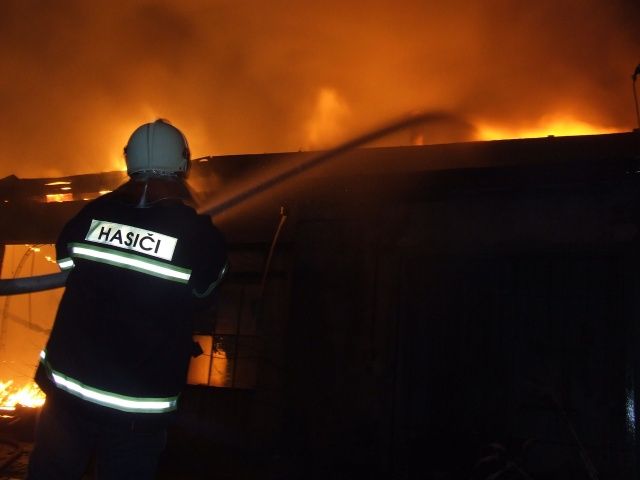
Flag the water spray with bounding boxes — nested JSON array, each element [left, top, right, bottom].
[[197, 110, 460, 217]]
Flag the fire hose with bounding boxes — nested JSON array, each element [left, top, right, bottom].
[[0, 110, 465, 296], [0, 272, 69, 295]]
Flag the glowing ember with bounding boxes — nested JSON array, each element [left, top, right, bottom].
[[0, 380, 45, 411], [475, 115, 621, 141], [44, 181, 71, 186], [45, 193, 74, 203]]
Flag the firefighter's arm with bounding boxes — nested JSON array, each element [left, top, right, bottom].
[[192, 260, 229, 299], [55, 217, 79, 272], [190, 217, 229, 306]]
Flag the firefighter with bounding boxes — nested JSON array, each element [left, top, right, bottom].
[[27, 120, 228, 479]]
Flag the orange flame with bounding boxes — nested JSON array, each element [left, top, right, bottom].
[[45, 193, 74, 203], [306, 87, 351, 148], [0, 380, 46, 411], [475, 115, 622, 141]]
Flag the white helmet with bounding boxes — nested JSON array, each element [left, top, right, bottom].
[[124, 119, 190, 176]]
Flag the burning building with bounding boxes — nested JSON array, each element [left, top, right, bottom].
[[0, 130, 639, 478], [0, 0, 638, 475]]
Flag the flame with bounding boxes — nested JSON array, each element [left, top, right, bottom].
[[306, 88, 351, 148], [0, 380, 45, 411], [0, 2, 636, 179], [45, 193, 74, 203], [475, 115, 622, 141]]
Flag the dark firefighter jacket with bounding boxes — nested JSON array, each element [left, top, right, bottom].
[[35, 177, 228, 424]]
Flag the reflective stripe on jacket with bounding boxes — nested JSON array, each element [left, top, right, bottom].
[[39, 350, 178, 414]]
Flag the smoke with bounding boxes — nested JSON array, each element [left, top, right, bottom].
[[0, 0, 637, 178], [305, 88, 351, 148]]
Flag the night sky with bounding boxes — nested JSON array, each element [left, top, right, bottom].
[[0, 0, 638, 178]]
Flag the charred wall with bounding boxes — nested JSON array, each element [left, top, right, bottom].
[[284, 160, 640, 479]]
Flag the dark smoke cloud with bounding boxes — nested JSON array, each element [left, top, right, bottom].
[[0, 0, 637, 178]]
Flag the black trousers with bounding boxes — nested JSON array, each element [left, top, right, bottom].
[[26, 398, 167, 480]]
